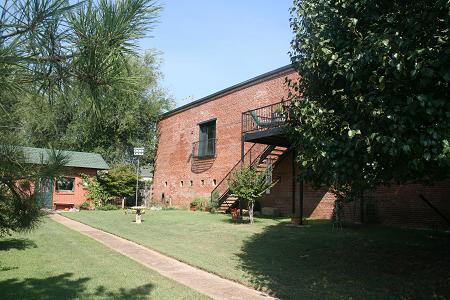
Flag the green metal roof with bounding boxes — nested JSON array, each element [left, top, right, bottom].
[[21, 146, 109, 170]]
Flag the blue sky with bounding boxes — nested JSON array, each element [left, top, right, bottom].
[[139, 0, 293, 107]]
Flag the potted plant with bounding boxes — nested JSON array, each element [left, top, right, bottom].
[[190, 197, 204, 211]]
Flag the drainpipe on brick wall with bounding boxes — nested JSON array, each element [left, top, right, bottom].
[[239, 130, 244, 221], [292, 149, 296, 215], [300, 179, 304, 225], [360, 191, 365, 224]]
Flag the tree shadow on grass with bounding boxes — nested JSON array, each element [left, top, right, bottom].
[[0, 272, 153, 300], [0, 238, 37, 251], [238, 220, 450, 300]]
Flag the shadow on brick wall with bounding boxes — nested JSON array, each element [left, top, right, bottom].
[[190, 157, 215, 173]]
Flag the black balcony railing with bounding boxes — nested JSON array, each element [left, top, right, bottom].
[[242, 100, 291, 134], [192, 138, 216, 158]]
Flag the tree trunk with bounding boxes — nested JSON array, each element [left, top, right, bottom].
[[248, 201, 254, 224]]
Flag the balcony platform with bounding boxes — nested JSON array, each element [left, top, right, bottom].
[[243, 125, 291, 147], [242, 100, 292, 147]]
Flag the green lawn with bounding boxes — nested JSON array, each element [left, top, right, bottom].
[[0, 217, 208, 300], [63, 210, 450, 300]]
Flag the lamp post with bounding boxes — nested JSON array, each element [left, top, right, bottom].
[[133, 147, 144, 207]]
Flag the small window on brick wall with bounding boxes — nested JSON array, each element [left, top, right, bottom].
[[212, 179, 217, 186], [201, 180, 205, 186], [164, 182, 168, 187], [190, 180, 193, 186], [180, 181, 184, 187], [56, 177, 75, 193]]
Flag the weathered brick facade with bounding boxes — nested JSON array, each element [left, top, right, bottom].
[[153, 66, 299, 207], [341, 179, 450, 230], [153, 65, 450, 229]]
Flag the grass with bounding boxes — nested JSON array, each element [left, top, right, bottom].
[[63, 210, 450, 299], [0, 217, 208, 300]]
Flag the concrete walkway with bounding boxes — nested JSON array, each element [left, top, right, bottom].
[[49, 214, 275, 300]]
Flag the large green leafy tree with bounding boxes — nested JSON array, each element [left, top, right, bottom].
[[2, 0, 171, 166], [0, 0, 161, 234], [18, 52, 173, 165], [288, 0, 450, 197]]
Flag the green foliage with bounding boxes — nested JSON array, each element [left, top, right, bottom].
[[79, 201, 91, 210], [96, 203, 119, 211], [1, 1, 172, 165], [0, 0, 161, 109], [289, 0, 450, 195], [80, 174, 111, 208], [0, 0, 163, 233], [190, 197, 207, 210], [97, 165, 136, 198], [17, 52, 174, 165], [228, 166, 274, 203], [207, 190, 220, 213], [0, 138, 68, 235], [228, 166, 275, 223]]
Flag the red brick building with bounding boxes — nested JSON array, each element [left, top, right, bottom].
[[153, 65, 450, 229], [23, 147, 109, 210]]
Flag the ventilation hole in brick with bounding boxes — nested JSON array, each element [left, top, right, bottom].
[[213, 179, 217, 186], [190, 180, 193, 186], [201, 180, 205, 186], [180, 181, 184, 187], [164, 181, 168, 187]]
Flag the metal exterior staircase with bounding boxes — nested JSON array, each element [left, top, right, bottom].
[[212, 145, 290, 213]]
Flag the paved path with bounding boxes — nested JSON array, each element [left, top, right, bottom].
[[49, 214, 275, 300]]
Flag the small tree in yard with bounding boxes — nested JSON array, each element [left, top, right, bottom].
[[98, 165, 136, 202], [228, 166, 275, 224]]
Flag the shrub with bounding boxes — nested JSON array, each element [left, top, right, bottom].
[[210, 190, 220, 209], [79, 201, 91, 210], [190, 197, 207, 210], [96, 204, 118, 211], [97, 164, 136, 198], [80, 174, 111, 208]]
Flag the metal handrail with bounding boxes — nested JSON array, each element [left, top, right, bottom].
[[242, 100, 291, 134], [211, 143, 269, 204]]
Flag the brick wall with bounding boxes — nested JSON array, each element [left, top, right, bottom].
[[52, 167, 97, 209], [152, 68, 298, 207], [259, 152, 335, 219], [152, 66, 450, 230], [342, 179, 450, 230]]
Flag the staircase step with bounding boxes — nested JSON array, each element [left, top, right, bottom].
[[270, 150, 284, 155]]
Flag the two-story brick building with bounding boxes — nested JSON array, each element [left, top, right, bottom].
[[153, 65, 450, 229]]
